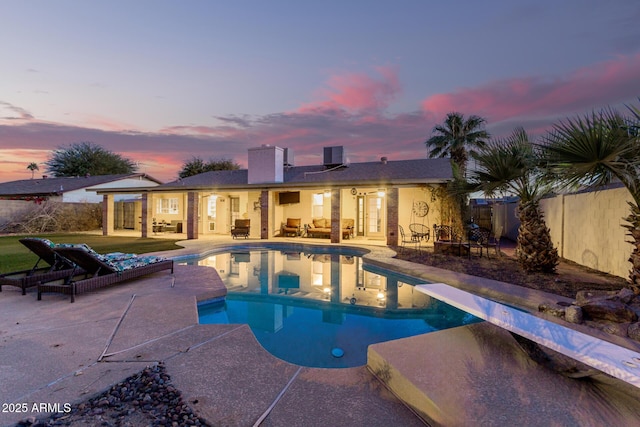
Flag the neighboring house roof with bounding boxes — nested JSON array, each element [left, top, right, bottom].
[[149, 158, 453, 192], [0, 174, 162, 197]]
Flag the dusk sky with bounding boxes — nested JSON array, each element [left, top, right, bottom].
[[1, 1, 639, 183]]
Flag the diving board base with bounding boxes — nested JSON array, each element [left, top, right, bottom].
[[415, 283, 640, 389], [368, 322, 640, 426]]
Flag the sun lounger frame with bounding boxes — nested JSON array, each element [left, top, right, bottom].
[[37, 247, 174, 303], [0, 238, 78, 295]]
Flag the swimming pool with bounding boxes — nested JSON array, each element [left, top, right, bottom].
[[189, 245, 479, 368]]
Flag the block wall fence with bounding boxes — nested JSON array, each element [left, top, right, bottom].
[[538, 185, 633, 279]]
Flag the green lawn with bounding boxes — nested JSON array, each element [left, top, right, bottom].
[[0, 234, 183, 273]]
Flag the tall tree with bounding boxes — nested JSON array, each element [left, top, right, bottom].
[[425, 112, 490, 177], [45, 142, 137, 177], [178, 157, 240, 178], [27, 162, 39, 179], [541, 106, 640, 286], [471, 128, 558, 273]]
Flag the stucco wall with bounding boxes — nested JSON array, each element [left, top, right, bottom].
[[539, 186, 633, 279], [0, 200, 34, 226], [62, 177, 159, 203], [398, 186, 441, 245]]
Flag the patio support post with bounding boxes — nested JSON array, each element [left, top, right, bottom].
[[330, 253, 341, 303], [331, 188, 341, 243], [141, 193, 152, 238], [102, 194, 114, 236], [260, 190, 269, 239], [187, 191, 199, 240], [386, 187, 399, 246]]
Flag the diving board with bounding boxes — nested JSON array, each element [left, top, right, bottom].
[[416, 283, 640, 389]]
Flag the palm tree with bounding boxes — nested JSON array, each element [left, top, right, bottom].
[[425, 112, 490, 177], [471, 128, 558, 273], [27, 162, 39, 179], [541, 106, 640, 286]]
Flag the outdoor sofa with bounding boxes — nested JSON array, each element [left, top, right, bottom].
[[306, 218, 354, 239], [37, 244, 174, 303], [0, 238, 80, 295]]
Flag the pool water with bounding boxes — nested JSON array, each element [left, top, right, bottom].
[[192, 245, 479, 368]]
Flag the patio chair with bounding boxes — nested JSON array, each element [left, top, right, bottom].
[[231, 219, 251, 239], [482, 225, 503, 257], [342, 219, 355, 239], [463, 228, 489, 259], [38, 245, 173, 303], [399, 225, 420, 252], [281, 218, 301, 237], [0, 238, 78, 295]]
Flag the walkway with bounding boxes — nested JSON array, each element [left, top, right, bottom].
[[1, 237, 640, 426]]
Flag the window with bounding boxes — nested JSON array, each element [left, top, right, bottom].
[[207, 196, 217, 218], [156, 198, 178, 214], [312, 193, 324, 218], [312, 261, 323, 286], [230, 197, 240, 223]]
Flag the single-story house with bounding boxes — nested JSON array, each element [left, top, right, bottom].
[[0, 174, 162, 228], [97, 145, 455, 246]]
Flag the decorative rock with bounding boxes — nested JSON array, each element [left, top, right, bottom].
[[585, 320, 631, 338], [628, 303, 640, 319], [580, 299, 638, 322], [575, 289, 619, 305], [618, 288, 637, 304], [565, 305, 583, 324], [628, 322, 640, 342], [538, 302, 565, 318], [25, 363, 207, 426]]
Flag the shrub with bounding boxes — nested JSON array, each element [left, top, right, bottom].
[[0, 201, 102, 233]]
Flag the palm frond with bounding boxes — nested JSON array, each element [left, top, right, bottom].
[[469, 127, 543, 201], [425, 112, 490, 173], [541, 107, 640, 204]]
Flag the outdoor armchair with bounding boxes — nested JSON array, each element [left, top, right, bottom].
[[231, 219, 251, 239], [281, 218, 301, 237]]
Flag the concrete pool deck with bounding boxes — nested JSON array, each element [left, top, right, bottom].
[[2, 237, 640, 425]]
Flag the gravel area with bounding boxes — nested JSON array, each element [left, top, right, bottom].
[[14, 363, 210, 427], [394, 245, 628, 299]]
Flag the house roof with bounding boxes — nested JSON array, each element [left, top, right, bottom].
[[0, 174, 162, 197], [151, 158, 453, 192]]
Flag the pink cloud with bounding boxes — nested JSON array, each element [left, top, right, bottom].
[[159, 124, 246, 139], [421, 53, 640, 123], [301, 66, 401, 113], [80, 115, 142, 133]]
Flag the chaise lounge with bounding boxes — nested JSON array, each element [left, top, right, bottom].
[[38, 245, 174, 303], [0, 238, 79, 295]]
